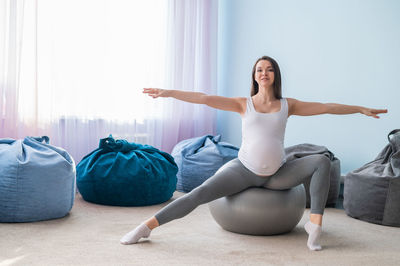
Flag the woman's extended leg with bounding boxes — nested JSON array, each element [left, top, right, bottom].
[[120, 159, 266, 244], [263, 154, 331, 251]]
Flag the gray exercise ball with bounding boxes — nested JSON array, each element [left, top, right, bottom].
[[208, 185, 306, 235]]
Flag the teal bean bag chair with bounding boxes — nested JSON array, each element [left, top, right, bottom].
[[76, 135, 178, 206], [0, 136, 76, 223]]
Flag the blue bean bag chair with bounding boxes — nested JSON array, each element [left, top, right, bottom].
[[0, 136, 76, 223], [76, 135, 178, 206], [172, 135, 239, 192]]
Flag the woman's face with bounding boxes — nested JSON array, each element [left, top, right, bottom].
[[254, 60, 275, 89]]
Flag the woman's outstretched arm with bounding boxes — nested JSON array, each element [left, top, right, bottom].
[[143, 88, 246, 115], [287, 98, 388, 118]]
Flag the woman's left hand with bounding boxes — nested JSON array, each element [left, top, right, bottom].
[[360, 107, 388, 118]]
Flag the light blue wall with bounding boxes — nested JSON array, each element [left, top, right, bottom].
[[217, 0, 400, 174]]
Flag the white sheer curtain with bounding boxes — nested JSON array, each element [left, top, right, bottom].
[[160, 0, 218, 152], [0, 0, 218, 162], [0, 0, 34, 138]]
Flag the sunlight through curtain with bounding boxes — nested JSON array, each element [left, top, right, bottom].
[[0, 0, 218, 162]]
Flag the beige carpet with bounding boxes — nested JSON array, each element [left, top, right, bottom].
[[1, 192, 399, 266]]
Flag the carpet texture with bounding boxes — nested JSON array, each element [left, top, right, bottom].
[[1, 192, 399, 266]]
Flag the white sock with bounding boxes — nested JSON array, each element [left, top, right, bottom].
[[304, 221, 322, 251], [120, 223, 152, 245]]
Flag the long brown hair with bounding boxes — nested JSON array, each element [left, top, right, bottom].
[[250, 56, 282, 99]]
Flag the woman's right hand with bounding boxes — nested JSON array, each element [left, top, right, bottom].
[[143, 88, 169, 98]]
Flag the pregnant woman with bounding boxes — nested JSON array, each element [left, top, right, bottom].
[[120, 56, 387, 251]]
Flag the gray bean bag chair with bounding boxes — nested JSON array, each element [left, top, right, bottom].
[[285, 144, 341, 208], [344, 130, 400, 227]]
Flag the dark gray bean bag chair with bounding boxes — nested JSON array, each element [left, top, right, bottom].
[[285, 144, 341, 208], [344, 129, 400, 227]]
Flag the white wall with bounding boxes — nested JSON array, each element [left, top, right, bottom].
[[217, 0, 400, 174]]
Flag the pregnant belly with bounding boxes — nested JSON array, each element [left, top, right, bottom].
[[239, 142, 284, 174]]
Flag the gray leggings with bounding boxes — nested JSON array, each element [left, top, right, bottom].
[[155, 155, 331, 226]]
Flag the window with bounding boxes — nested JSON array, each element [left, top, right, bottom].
[[19, 0, 166, 124]]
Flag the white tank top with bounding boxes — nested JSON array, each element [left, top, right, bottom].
[[238, 97, 288, 176]]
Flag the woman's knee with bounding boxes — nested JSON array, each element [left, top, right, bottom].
[[311, 154, 331, 171]]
